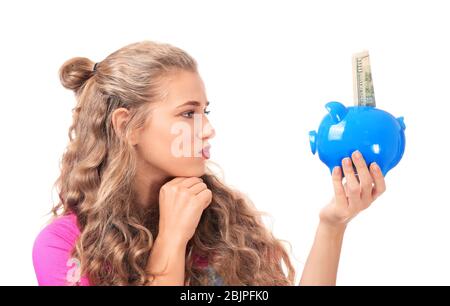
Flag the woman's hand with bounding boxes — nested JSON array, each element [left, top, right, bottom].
[[319, 150, 386, 229], [158, 177, 212, 245], [300, 150, 385, 285]]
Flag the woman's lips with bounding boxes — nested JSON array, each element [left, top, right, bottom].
[[201, 146, 211, 159]]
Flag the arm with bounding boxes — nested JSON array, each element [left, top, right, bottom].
[[299, 222, 346, 286], [299, 151, 386, 286], [145, 177, 212, 286], [145, 234, 188, 286]]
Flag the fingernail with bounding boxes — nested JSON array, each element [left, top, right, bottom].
[[353, 150, 362, 160], [333, 166, 341, 175], [344, 158, 352, 166], [371, 162, 379, 172]]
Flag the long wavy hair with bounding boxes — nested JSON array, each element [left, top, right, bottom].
[[51, 40, 296, 285]]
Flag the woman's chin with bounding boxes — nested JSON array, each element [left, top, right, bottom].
[[172, 163, 207, 178]]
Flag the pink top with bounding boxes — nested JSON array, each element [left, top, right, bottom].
[[32, 214, 90, 285], [32, 213, 219, 286]]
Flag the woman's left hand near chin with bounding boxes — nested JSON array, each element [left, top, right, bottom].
[[319, 150, 387, 230]]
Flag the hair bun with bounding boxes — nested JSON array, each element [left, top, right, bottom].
[[59, 57, 95, 92]]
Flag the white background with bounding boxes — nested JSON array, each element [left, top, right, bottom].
[[1, 0, 449, 285]]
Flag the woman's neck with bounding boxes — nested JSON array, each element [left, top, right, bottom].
[[133, 159, 172, 208]]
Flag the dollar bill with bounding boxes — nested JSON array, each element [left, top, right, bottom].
[[352, 50, 376, 107]]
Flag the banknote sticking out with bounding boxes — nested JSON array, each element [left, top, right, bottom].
[[352, 50, 376, 107]]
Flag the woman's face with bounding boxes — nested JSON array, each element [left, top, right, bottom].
[[134, 70, 216, 178]]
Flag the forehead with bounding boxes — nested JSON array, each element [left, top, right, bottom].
[[162, 70, 207, 108]]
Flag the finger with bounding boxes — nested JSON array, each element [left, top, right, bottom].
[[179, 177, 203, 188], [195, 188, 213, 209], [351, 151, 374, 204], [370, 162, 386, 200], [341, 156, 361, 205], [332, 166, 348, 209], [189, 182, 208, 195]]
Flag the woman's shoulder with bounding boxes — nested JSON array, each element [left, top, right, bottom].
[[32, 212, 86, 285], [33, 213, 81, 247]]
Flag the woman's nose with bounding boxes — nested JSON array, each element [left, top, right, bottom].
[[197, 118, 216, 140]]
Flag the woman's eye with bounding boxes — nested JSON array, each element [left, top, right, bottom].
[[181, 111, 195, 118], [182, 109, 211, 118]]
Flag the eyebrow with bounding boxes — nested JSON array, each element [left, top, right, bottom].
[[176, 100, 210, 109]]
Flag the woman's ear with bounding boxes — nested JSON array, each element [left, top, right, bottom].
[[111, 107, 138, 145]]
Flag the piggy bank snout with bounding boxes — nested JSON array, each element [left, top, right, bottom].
[[309, 131, 317, 154]]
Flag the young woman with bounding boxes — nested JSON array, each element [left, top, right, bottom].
[[32, 40, 386, 286]]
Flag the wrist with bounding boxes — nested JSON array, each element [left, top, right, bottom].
[[155, 231, 188, 250], [147, 233, 188, 279], [318, 220, 347, 236]]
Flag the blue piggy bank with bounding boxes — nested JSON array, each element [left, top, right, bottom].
[[309, 101, 406, 176]]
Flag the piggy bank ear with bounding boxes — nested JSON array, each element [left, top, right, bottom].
[[325, 101, 348, 124]]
